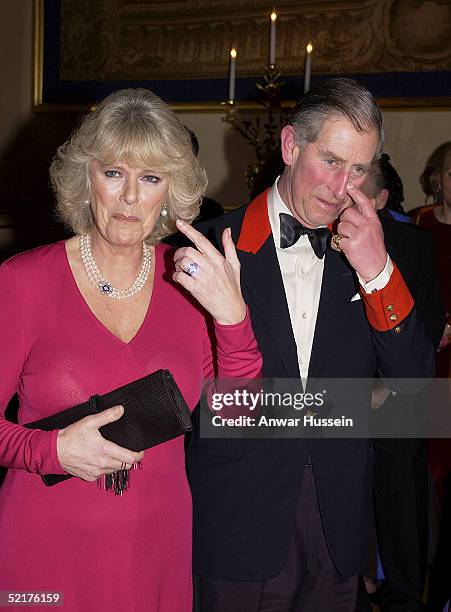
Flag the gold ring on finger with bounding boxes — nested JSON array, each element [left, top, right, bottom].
[[332, 234, 344, 251]]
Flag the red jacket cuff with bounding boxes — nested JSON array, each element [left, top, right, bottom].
[[360, 264, 414, 332]]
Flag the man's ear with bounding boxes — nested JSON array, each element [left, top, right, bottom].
[[375, 188, 389, 210], [281, 125, 299, 166]]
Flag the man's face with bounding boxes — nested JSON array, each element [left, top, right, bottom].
[[361, 169, 388, 211], [278, 116, 379, 228], [440, 152, 451, 207]]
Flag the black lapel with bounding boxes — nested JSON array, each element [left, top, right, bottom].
[[381, 216, 402, 262], [235, 234, 301, 380], [308, 248, 358, 379]]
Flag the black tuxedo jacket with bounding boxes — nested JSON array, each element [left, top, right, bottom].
[[380, 214, 444, 347], [187, 192, 435, 581], [371, 214, 445, 603]]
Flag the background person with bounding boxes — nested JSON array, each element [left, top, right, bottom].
[[416, 142, 451, 377], [368, 152, 411, 223], [359, 155, 444, 611], [416, 142, 451, 612], [0, 88, 262, 612], [418, 142, 451, 207]]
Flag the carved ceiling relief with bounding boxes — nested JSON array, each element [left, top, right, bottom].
[[59, 0, 451, 81], [387, 0, 451, 68], [60, 0, 121, 79]]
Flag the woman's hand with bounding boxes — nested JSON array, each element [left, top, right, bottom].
[[56, 405, 144, 481], [173, 220, 246, 325]]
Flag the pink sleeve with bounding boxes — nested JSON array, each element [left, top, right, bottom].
[[0, 262, 65, 474], [202, 306, 262, 380]]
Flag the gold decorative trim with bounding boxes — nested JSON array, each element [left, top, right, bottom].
[[32, 0, 44, 109], [172, 98, 451, 111], [377, 97, 451, 111], [33, 98, 451, 114]]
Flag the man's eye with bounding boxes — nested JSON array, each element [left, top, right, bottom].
[[143, 175, 160, 183], [324, 159, 337, 167], [352, 167, 365, 177], [105, 170, 120, 178]]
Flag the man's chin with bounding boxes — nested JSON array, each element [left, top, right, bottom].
[[311, 209, 341, 227]]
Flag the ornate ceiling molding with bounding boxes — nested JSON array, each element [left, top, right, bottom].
[[59, 0, 451, 81]]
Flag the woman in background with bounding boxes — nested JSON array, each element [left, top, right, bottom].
[[417, 143, 451, 612], [416, 143, 451, 376]]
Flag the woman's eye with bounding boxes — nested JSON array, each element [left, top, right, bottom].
[[143, 175, 160, 183], [104, 170, 120, 178]]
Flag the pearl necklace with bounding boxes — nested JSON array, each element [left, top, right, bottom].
[[79, 234, 152, 299]]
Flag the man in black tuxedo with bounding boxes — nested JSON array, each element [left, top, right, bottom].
[[358, 157, 445, 611], [184, 79, 435, 611]]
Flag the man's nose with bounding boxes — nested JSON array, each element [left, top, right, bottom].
[[122, 179, 138, 205], [329, 168, 349, 201]]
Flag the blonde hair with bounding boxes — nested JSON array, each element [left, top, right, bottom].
[[50, 88, 207, 243]]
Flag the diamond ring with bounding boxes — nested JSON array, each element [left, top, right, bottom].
[[185, 262, 200, 276]]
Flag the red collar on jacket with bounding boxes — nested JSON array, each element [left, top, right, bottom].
[[236, 187, 336, 254], [236, 189, 271, 254]]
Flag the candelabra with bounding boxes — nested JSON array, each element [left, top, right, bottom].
[[222, 66, 292, 195]]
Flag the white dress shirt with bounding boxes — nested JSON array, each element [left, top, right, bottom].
[[267, 178, 393, 385], [268, 179, 324, 383]]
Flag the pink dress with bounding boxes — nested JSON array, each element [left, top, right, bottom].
[[0, 241, 261, 611]]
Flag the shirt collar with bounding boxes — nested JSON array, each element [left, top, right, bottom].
[[236, 178, 330, 255], [268, 176, 294, 251]]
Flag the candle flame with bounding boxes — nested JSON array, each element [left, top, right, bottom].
[[271, 11, 277, 21], [307, 42, 313, 53], [230, 48, 237, 58]]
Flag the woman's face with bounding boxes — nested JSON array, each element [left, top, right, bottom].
[[88, 159, 169, 247], [440, 153, 451, 207]]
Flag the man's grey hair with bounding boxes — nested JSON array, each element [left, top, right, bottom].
[[289, 78, 384, 160]]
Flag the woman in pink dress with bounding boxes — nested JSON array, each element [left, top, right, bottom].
[[0, 89, 262, 611]]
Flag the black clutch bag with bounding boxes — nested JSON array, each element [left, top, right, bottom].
[[25, 369, 192, 489]]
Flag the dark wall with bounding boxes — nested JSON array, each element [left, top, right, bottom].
[[0, 111, 84, 261]]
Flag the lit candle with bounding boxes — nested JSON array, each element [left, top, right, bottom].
[[269, 11, 277, 66], [304, 42, 313, 93], [228, 48, 237, 102]]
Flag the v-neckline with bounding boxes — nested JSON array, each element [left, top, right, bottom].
[[61, 240, 159, 347]]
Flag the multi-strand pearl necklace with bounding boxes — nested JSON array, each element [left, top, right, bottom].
[[79, 234, 152, 299]]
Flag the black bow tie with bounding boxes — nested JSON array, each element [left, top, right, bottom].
[[279, 213, 330, 259]]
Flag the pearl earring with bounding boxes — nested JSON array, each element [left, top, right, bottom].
[[160, 205, 168, 217]]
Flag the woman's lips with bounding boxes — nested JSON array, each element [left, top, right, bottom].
[[113, 213, 140, 222]]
